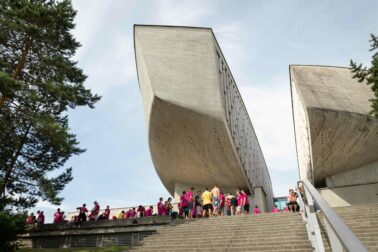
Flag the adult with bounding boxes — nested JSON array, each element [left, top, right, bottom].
[[157, 197, 165, 216], [103, 205, 111, 220], [194, 191, 202, 218], [59, 211, 66, 223], [219, 191, 225, 216], [145, 206, 153, 217], [128, 208, 137, 218], [230, 194, 238, 215], [89, 201, 100, 220], [186, 187, 195, 219], [118, 210, 125, 219], [77, 204, 88, 223], [287, 189, 298, 212], [26, 213, 36, 224], [53, 208, 62, 224], [166, 197, 173, 215], [98, 205, 111, 220], [272, 207, 279, 213], [137, 205, 145, 217], [236, 190, 244, 215], [180, 191, 189, 219], [211, 185, 220, 216], [37, 211, 45, 225], [201, 188, 212, 217], [241, 190, 250, 214]]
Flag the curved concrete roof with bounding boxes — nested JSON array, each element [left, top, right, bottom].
[[290, 65, 378, 187], [134, 25, 273, 208]]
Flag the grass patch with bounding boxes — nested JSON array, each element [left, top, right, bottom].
[[18, 246, 128, 252]]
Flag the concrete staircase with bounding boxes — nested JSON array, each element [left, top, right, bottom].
[[318, 203, 378, 252], [129, 212, 313, 252]]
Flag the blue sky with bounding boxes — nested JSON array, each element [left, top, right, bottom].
[[32, 0, 378, 222]]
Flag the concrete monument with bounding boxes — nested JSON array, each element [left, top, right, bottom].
[[290, 65, 378, 206], [134, 25, 273, 210]]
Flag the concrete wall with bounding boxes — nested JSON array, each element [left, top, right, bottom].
[[22, 216, 172, 248], [290, 65, 378, 190], [135, 25, 273, 210], [318, 183, 378, 207]]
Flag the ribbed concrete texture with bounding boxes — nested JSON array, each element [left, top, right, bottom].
[[129, 213, 313, 252], [318, 203, 378, 252], [290, 65, 378, 190], [134, 25, 273, 210]]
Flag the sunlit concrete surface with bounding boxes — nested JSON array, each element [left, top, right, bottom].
[[290, 65, 378, 191], [134, 25, 273, 210]]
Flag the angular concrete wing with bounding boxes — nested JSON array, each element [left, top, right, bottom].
[[134, 25, 273, 210], [290, 65, 378, 188]]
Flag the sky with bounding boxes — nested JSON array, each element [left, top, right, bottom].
[[32, 0, 378, 222]]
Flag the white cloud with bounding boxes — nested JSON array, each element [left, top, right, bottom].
[[239, 75, 298, 173]]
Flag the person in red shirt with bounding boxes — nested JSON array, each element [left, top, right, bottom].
[[89, 201, 100, 221], [53, 208, 62, 224], [59, 211, 66, 223], [104, 205, 110, 220], [76, 203, 88, 223], [157, 197, 165, 216], [241, 190, 250, 214], [26, 213, 36, 225], [145, 206, 153, 217], [37, 211, 45, 225]]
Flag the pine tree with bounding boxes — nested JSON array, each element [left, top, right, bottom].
[[350, 34, 378, 118], [0, 0, 100, 210]]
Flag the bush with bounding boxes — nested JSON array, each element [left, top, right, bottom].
[[0, 211, 27, 251]]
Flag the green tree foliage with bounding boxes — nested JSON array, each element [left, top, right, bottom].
[[0, 0, 100, 211], [0, 210, 27, 251], [350, 34, 378, 118]]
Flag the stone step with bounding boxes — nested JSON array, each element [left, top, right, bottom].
[[130, 248, 313, 252], [130, 243, 313, 251], [142, 234, 309, 242], [162, 223, 305, 231]]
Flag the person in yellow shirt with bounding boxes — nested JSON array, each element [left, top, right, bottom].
[[201, 188, 213, 217], [118, 210, 125, 219]]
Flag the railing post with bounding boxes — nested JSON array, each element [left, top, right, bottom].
[[297, 184, 325, 252]]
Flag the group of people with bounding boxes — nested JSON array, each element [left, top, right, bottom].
[[26, 210, 45, 225], [26, 186, 301, 225]]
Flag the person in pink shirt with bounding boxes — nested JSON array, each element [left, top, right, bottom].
[[241, 190, 250, 214], [254, 205, 262, 215], [219, 191, 225, 216], [186, 187, 194, 219], [180, 191, 189, 219], [157, 197, 164, 216], [53, 208, 62, 224], [128, 207, 136, 218], [137, 205, 145, 217], [236, 190, 244, 215], [272, 207, 279, 213], [77, 203, 88, 223], [145, 206, 153, 217], [59, 211, 66, 223]]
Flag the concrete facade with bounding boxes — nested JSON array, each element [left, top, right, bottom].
[[134, 25, 273, 210], [290, 65, 378, 204]]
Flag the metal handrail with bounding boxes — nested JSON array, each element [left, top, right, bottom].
[[302, 179, 368, 252], [296, 184, 324, 252]]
